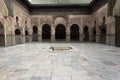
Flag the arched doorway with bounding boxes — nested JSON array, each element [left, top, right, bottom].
[[100, 28, 106, 44], [32, 26, 38, 42], [92, 28, 96, 42], [15, 29, 21, 44], [83, 26, 89, 41], [55, 24, 66, 41], [70, 24, 79, 41], [115, 16, 120, 47], [25, 30, 29, 42], [42, 24, 51, 41], [0, 22, 5, 46], [100, 17, 107, 44], [92, 21, 96, 42]]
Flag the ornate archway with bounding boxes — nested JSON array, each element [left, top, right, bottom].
[[55, 24, 66, 40], [70, 24, 79, 41], [0, 0, 8, 17], [42, 24, 51, 41]]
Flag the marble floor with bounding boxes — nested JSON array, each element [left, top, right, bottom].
[[0, 43, 120, 80]]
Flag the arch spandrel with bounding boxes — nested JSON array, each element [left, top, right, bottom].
[[54, 17, 67, 27], [0, 0, 8, 17], [113, 0, 120, 16]]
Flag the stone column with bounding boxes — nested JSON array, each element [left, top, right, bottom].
[[80, 33, 83, 42], [38, 18, 42, 42], [2, 18, 8, 47], [96, 31, 100, 43], [38, 26, 42, 42], [12, 34, 15, 46], [11, 18, 16, 46], [106, 34, 110, 45], [80, 27, 83, 42], [29, 29, 32, 42], [51, 24, 55, 42], [89, 30, 93, 42], [80, 18, 83, 42], [21, 28, 25, 44], [106, 24, 110, 45], [109, 34, 115, 46], [79, 27, 84, 42], [66, 24, 70, 43], [4, 17, 15, 46]]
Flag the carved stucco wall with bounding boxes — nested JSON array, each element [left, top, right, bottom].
[[113, 0, 120, 16], [0, 0, 8, 17], [13, 0, 30, 35], [91, 3, 108, 35], [0, 0, 119, 46]]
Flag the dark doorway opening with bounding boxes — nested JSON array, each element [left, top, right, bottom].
[[92, 28, 96, 42], [55, 24, 66, 41], [25, 30, 29, 42], [92, 21, 96, 42], [83, 26, 89, 41], [42, 24, 51, 41], [32, 26, 38, 42], [100, 28, 106, 44], [15, 29, 21, 44], [0, 22, 5, 46], [70, 24, 79, 41], [100, 17, 106, 44], [15, 29, 21, 35], [115, 16, 120, 47], [25, 30, 28, 35]]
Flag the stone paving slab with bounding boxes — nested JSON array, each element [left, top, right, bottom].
[[0, 43, 120, 80]]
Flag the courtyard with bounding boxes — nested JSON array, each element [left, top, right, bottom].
[[0, 43, 120, 80]]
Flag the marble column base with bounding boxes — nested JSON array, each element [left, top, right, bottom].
[[106, 34, 115, 46], [96, 35, 100, 43], [29, 35, 32, 42], [89, 35, 93, 42], [11, 35, 16, 46], [5, 35, 12, 47], [80, 35, 83, 42], [51, 36, 55, 42], [38, 35, 42, 42], [21, 35, 25, 44], [66, 36, 70, 43]]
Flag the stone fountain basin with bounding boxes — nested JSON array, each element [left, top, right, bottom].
[[51, 46, 72, 50]]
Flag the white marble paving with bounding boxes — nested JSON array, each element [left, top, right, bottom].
[[0, 43, 120, 80]]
